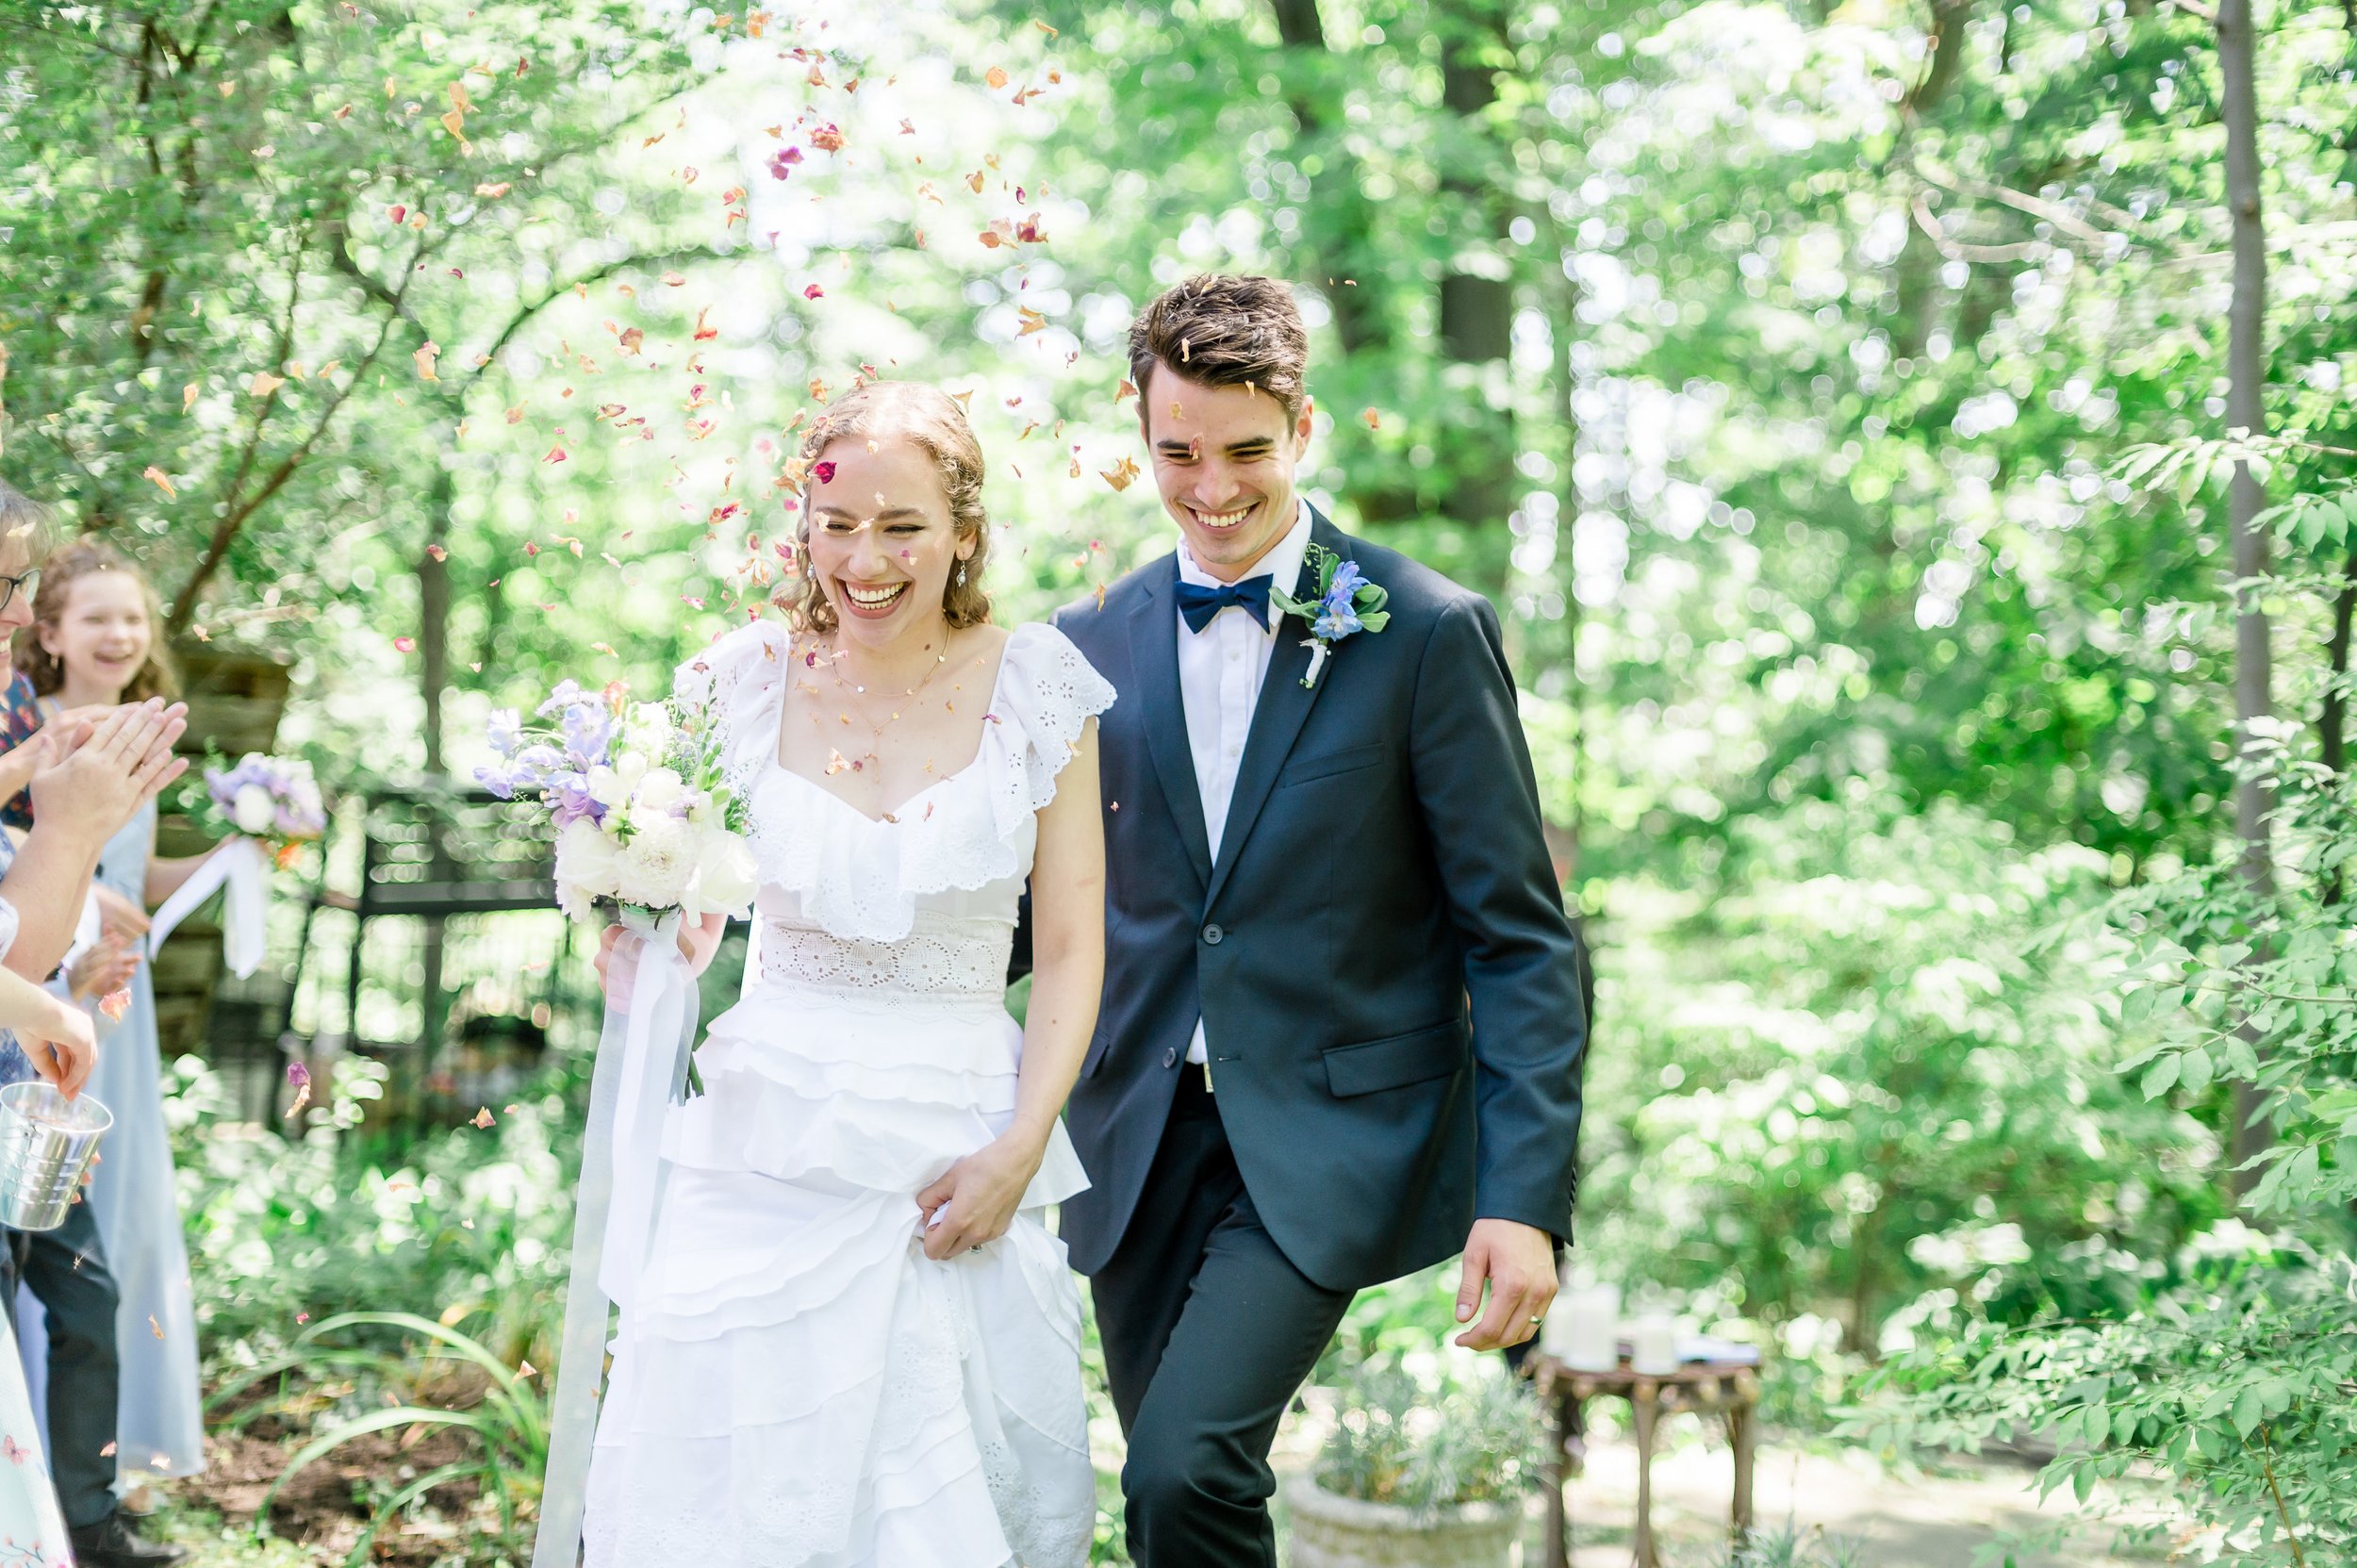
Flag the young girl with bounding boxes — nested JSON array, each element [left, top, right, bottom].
[[14, 541, 211, 1494]]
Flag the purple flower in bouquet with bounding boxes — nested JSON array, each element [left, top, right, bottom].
[[561, 702, 615, 770], [548, 772, 606, 829], [536, 680, 589, 718], [204, 752, 326, 845], [486, 707, 523, 758]]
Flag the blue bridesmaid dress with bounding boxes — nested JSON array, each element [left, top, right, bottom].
[[43, 806, 208, 1487]]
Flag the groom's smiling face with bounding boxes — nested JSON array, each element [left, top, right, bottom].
[[1142, 363, 1314, 585]]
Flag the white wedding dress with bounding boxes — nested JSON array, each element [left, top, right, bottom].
[[583, 619, 1113, 1568]]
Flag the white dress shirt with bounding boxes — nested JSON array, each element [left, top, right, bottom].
[[1176, 502, 1312, 1065]]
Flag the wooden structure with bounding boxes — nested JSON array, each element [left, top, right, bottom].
[[1529, 1351, 1760, 1568], [280, 782, 564, 1110], [151, 648, 294, 1063]]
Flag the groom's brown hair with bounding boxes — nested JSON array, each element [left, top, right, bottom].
[[1127, 275, 1309, 424]]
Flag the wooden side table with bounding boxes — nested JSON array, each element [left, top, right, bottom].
[[1529, 1353, 1760, 1568]]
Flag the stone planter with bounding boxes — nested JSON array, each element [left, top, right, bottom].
[[1285, 1473, 1523, 1568]]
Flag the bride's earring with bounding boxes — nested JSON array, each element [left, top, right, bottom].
[[956, 563, 968, 587]]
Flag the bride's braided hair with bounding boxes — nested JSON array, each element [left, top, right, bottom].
[[780, 382, 993, 635]]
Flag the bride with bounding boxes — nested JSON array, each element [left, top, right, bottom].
[[582, 380, 1113, 1567]]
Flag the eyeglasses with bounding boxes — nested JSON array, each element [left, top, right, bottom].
[[0, 570, 35, 614]]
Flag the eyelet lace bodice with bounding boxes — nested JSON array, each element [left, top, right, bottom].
[[756, 909, 1010, 1005]]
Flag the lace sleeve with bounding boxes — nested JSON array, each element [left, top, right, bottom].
[[675, 619, 786, 713], [991, 623, 1116, 818]]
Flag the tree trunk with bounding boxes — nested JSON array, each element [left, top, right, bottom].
[[2321, 549, 2356, 907], [1267, 0, 1420, 522], [2217, 0, 2273, 1197], [419, 472, 453, 775], [1437, 0, 1515, 544]]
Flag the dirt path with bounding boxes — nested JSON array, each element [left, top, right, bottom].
[[1541, 1438, 2175, 1567]]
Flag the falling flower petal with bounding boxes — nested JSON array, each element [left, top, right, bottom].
[[140, 467, 176, 500], [99, 990, 131, 1022]]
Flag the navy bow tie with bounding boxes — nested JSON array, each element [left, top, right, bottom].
[[1175, 574, 1274, 633]]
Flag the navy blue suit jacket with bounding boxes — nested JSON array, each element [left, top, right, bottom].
[[1044, 513, 1588, 1293]]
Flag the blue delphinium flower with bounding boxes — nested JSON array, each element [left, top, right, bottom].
[[548, 773, 605, 828], [1327, 559, 1367, 601], [536, 680, 587, 718], [1311, 603, 1363, 642], [560, 702, 614, 770], [473, 764, 518, 801], [486, 707, 523, 758]]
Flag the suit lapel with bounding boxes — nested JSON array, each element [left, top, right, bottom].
[[1203, 513, 1347, 911], [1128, 561, 1213, 888]]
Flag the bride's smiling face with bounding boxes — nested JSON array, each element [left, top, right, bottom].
[[804, 435, 974, 644]]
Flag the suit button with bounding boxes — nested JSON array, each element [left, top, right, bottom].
[[1162, 1047, 1178, 1068], [1202, 923, 1224, 945]]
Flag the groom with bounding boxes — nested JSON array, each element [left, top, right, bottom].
[[1043, 275, 1589, 1564]]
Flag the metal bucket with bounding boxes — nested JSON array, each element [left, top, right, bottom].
[[0, 1082, 111, 1232]]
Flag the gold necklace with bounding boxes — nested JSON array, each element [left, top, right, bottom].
[[808, 632, 956, 777]]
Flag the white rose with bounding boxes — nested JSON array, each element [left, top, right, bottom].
[[615, 815, 693, 910], [233, 784, 276, 835], [585, 765, 628, 808], [615, 751, 649, 791], [688, 829, 759, 918], [633, 767, 685, 813], [553, 817, 623, 912], [624, 705, 675, 755]]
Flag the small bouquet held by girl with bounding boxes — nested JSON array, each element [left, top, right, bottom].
[[481, 676, 757, 1568], [200, 753, 328, 867], [147, 752, 329, 978]]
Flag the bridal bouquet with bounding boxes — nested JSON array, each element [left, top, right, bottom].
[[492, 677, 757, 1568], [477, 679, 758, 924], [199, 753, 328, 865]]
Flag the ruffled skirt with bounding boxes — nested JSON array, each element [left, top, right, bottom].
[[582, 982, 1095, 1568]]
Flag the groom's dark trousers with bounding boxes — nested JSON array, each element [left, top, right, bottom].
[[1029, 512, 1590, 1566]]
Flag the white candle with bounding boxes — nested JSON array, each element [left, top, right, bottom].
[[1550, 1282, 1622, 1371], [1631, 1309, 1678, 1376]]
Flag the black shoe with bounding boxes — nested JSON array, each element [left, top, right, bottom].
[[67, 1511, 188, 1567]]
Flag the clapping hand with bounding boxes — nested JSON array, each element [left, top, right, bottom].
[[68, 935, 140, 1005], [28, 699, 189, 843], [91, 884, 151, 947]]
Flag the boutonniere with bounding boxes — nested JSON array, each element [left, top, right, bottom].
[[1271, 542, 1390, 689]]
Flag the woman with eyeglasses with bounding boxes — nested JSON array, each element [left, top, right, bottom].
[[0, 478, 194, 1568]]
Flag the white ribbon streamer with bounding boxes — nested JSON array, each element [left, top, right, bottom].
[[532, 907, 700, 1568], [146, 835, 270, 976]]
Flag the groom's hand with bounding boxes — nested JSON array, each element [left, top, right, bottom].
[[1453, 1218, 1558, 1351]]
